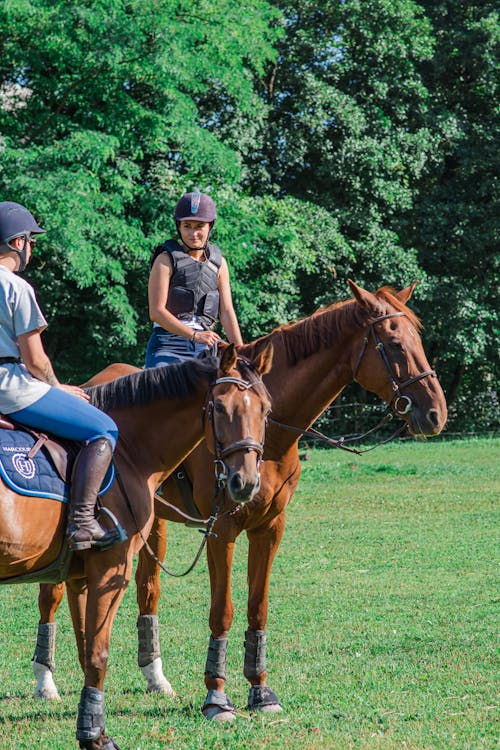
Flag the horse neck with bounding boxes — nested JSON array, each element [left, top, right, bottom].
[[112, 389, 206, 478], [244, 305, 359, 431]]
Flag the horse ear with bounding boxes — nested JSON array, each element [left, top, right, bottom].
[[253, 340, 273, 376], [220, 343, 237, 373], [395, 280, 418, 304], [348, 279, 381, 314]]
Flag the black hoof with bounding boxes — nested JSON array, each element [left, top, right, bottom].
[[79, 733, 121, 750]]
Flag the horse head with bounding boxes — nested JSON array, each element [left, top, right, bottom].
[[349, 279, 447, 436], [203, 341, 273, 503]]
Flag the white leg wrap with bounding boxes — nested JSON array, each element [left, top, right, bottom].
[[32, 661, 61, 700], [140, 657, 175, 695]]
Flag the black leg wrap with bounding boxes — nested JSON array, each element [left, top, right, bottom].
[[32, 622, 57, 672], [76, 686, 106, 743], [247, 685, 281, 710], [137, 615, 161, 668], [243, 627, 266, 679], [204, 635, 228, 679]]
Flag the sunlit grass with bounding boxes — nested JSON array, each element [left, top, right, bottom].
[[0, 438, 497, 749]]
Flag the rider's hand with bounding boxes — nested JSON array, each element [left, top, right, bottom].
[[58, 384, 90, 401], [194, 330, 221, 347]]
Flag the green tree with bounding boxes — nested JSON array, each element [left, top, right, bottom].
[[0, 0, 281, 378], [408, 1, 499, 431], [249, 0, 498, 430]]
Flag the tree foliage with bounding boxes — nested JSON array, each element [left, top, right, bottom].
[[252, 0, 498, 431], [0, 0, 497, 430]]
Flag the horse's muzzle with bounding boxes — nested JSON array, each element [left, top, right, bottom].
[[227, 470, 261, 503], [407, 404, 447, 436]]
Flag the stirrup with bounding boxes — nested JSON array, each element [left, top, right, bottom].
[[67, 527, 119, 552], [67, 508, 127, 552], [98, 506, 127, 544]]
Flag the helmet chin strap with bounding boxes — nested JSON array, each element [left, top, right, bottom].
[[15, 236, 29, 271], [10, 236, 29, 271], [0, 236, 29, 271], [176, 222, 213, 253]]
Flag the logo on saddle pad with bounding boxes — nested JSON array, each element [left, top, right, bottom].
[[0, 429, 114, 502], [12, 452, 36, 480]]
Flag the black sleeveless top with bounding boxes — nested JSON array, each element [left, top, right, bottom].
[[159, 239, 222, 329]]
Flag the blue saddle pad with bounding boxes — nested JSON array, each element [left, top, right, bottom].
[[0, 429, 114, 503]]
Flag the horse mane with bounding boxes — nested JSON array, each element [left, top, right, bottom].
[[86, 357, 219, 412], [243, 286, 422, 367]]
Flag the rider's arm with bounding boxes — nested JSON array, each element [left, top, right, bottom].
[[218, 258, 243, 345], [17, 329, 89, 400], [18, 329, 60, 385]]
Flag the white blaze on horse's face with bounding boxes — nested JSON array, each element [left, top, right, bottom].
[[206, 376, 271, 504]]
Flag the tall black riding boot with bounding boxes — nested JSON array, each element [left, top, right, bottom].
[[66, 437, 120, 551]]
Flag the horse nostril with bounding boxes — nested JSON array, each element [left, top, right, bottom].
[[427, 409, 439, 427], [229, 473, 244, 494]]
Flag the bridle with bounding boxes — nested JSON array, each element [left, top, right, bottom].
[[117, 368, 269, 579], [352, 312, 436, 416], [203, 373, 267, 486]]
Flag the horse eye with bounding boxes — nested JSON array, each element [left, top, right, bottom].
[[214, 401, 226, 414]]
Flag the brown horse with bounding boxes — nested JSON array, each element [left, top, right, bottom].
[[33, 280, 447, 720], [0, 344, 273, 748]]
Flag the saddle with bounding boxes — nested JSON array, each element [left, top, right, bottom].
[[0, 413, 78, 484], [0, 414, 115, 506], [0, 415, 119, 585]]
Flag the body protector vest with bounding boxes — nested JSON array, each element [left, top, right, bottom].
[[161, 240, 222, 329]]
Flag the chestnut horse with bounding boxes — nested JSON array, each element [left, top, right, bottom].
[[33, 280, 447, 721], [0, 344, 272, 748]]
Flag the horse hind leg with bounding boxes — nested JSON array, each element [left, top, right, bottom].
[[135, 518, 174, 695], [32, 582, 66, 700], [137, 614, 174, 695]]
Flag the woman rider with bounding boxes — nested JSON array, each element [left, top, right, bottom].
[[145, 191, 243, 367], [0, 201, 120, 551]]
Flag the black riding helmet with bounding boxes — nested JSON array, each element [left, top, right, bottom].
[[173, 192, 217, 253], [0, 201, 45, 271], [150, 192, 217, 266]]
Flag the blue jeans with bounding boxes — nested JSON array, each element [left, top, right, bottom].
[[145, 327, 207, 368], [10, 387, 118, 448]]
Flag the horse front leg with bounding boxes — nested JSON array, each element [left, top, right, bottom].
[[135, 517, 174, 694], [244, 513, 286, 713], [66, 577, 89, 674], [75, 550, 133, 750], [32, 582, 66, 699], [201, 532, 237, 722]]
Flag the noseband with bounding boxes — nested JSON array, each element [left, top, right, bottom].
[[204, 374, 267, 485], [353, 312, 436, 416]]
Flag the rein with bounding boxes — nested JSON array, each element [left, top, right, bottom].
[[268, 311, 435, 454], [117, 369, 267, 578], [268, 415, 407, 455]]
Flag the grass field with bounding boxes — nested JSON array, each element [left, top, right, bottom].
[[0, 438, 497, 749]]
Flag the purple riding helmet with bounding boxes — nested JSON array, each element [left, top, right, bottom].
[[174, 192, 217, 225]]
